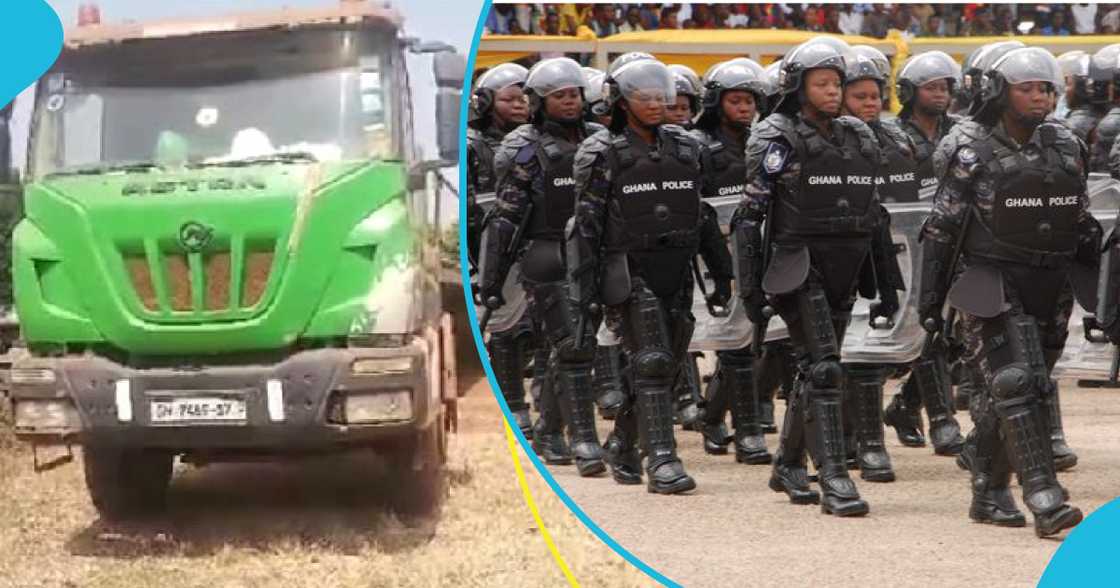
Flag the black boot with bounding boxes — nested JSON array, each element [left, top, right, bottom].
[[998, 397, 1082, 538], [756, 343, 782, 434], [675, 352, 703, 431], [969, 441, 1026, 527], [806, 387, 869, 517], [603, 397, 642, 485], [531, 366, 572, 465], [850, 367, 895, 482], [883, 378, 926, 447], [700, 353, 734, 455], [913, 357, 964, 455], [593, 344, 626, 420], [728, 355, 771, 464], [489, 332, 533, 437], [556, 365, 606, 477], [768, 382, 819, 505], [636, 379, 695, 495], [1044, 382, 1078, 472]]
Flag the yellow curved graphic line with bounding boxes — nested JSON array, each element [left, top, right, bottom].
[[504, 421, 581, 588]]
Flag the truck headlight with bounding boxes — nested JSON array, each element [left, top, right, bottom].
[[10, 368, 57, 385], [14, 400, 79, 430], [344, 390, 412, 423], [351, 357, 414, 375]]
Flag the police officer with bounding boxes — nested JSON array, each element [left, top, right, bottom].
[[886, 51, 962, 201], [567, 58, 733, 494], [666, 64, 702, 127], [468, 64, 530, 268], [467, 64, 534, 438], [851, 45, 893, 114], [1056, 51, 1099, 142], [1089, 44, 1120, 172], [880, 52, 968, 456], [837, 48, 911, 482], [734, 39, 885, 516], [683, 58, 775, 463], [479, 58, 608, 476], [921, 47, 1095, 537]]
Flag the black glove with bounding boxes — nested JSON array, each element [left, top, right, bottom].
[[707, 278, 732, 311]]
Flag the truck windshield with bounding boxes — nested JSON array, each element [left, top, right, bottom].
[[30, 27, 398, 178]]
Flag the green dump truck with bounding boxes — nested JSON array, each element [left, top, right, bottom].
[[5, 1, 465, 520]]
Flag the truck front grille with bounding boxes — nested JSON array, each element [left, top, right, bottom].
[[122, 241, 276, 319]]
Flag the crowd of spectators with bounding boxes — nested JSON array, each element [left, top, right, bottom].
[[483, 4, 1120, 39]]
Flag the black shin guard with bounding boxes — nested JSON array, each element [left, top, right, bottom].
[[848, 365, 894, 482]]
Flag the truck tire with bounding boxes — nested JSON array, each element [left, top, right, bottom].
[[83, 447, 173, 521], [387, 419, 447, 520]]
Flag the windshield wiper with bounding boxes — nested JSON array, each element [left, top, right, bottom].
[[45, 161, 163, 178], [189, 151, 319, 169]]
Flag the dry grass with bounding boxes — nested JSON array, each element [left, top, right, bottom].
[[0, 374, 653, 588]]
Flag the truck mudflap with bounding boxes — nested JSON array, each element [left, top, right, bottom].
[[9, 344, 438, 451]]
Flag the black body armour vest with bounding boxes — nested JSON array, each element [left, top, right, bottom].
[[521, 130, 580, 284], [966, 129, 1083, 264], [772, 123, 879, 239], [964, 128, 1084, 318], [526, 132, 579, 241], [704, 133, 748, 199], [604, 130, 701, 299], [874, 127, 919, 203]]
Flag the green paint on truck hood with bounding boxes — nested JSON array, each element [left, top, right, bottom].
[[13, 160, 419, 355]]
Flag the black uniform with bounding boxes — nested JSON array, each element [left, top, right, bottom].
[[487, 119, 607, 475], [922, 117, 1098, 536], [569, 124, 733, 493], [688, 126, 776, 463], [735, 111, 886, 515], [469, 124, 537, 438], [884, 113, 960, 200]]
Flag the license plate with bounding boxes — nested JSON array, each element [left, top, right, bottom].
[[149, 397, 247, 424]]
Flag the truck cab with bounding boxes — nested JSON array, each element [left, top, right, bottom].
[[8, 1, 464, 520]]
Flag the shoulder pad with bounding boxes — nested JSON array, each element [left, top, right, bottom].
[[836, 115, 875, 139], [746, 133, 791, 177], [466, 127, 484, 142], [754, 113, 794, 138], [876, 121, 914, 155], [688, 128, 715, 146], [1040, 119, 1077, 143], [573, 129, 613, 189], [584, 121, 607, 135], [945, 113, 964, 127], [493, 125, 541, 179], [660, 124, 693, 142]]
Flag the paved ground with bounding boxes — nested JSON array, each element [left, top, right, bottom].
[[545, 380, 1120, 588], [0, 366, 651, 588]]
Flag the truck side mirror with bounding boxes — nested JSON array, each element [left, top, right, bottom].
[[436, 88, 460, 164], [432, 52, 465, 165]]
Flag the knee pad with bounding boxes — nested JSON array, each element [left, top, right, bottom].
[[989, 364, 1033, 402], [632, 348, 675, 380], [808, 359, 844, 389]]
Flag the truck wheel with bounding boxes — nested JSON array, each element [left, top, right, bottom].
[[387, 421, 447, 520], [83, 447, 173, 521]]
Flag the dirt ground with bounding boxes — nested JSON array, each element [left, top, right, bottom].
[[0, 366, 652, 588], [547, 380, 1120, 588]]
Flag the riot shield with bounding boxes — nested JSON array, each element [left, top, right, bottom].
[[474, 191, 530, 334], [688, 197, 930, 364], [1053, 173, 1119, 379]]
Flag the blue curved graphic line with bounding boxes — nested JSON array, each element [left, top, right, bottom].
[[0, 1, 62, 108], [455, 3, 680, 586], [1037, 497, 1120, 586]]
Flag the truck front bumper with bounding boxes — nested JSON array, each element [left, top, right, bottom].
[[9, 343, 439, 451]]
